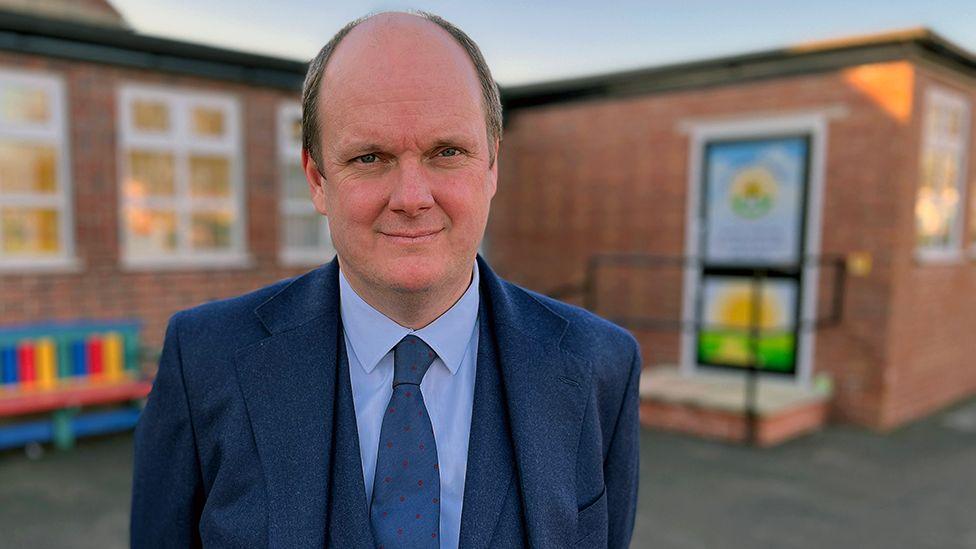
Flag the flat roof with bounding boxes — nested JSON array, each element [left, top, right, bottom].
[[503, 28, 976, 110], [0, 12, 972, 105], [0, 9, 307, 90]]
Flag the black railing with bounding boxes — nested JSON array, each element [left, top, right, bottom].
[[548, 252, 847, 445]]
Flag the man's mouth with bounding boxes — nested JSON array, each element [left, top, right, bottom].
[[380, 228, 443, 243]]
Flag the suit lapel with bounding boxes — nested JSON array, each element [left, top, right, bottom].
[[458, 298, 517, 549], [327, 325, 375, 548], [477, 257, 593, 548], [234, 256, 590, 547], [233, 258, 370, 548]]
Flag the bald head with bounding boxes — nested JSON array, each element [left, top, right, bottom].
[[301, 11, 502, 167]]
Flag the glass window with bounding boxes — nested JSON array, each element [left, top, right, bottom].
[[192, 106, 224, 138], [277, 102, 334, 265], [118, 86, 245, 267], [915, 87, 970, 259], [0, 71, 72, 269], [131, 100, 169, 132]]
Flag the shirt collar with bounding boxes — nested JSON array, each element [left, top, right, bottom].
[[338, 261, 480, 376]]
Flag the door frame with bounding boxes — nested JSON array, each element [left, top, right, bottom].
[[679, 112, 831, 387]]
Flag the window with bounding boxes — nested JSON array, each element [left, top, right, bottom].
[[0, 70, 74, 270], [915, 87, 970, 260], [118, 86, 247, 268], [278, 102, 334, 265]]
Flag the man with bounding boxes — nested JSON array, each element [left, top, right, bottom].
[[131, 11, 640, 549]]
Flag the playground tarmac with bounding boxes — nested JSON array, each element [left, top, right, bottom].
[[0, 395, 974, 549]]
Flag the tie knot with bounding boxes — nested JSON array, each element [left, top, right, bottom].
[[392, 335, 436, 387]]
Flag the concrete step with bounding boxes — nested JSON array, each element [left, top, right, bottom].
[[639, 366, 832, 447]]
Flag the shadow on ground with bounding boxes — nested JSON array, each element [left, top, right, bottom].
[[0, 397, 974, 548]]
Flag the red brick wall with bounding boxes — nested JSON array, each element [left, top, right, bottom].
[[491, 61, 934, 430], [882, 63, 976, 430], [0, 52, 314, 350]]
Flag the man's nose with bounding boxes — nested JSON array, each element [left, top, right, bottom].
[[388, 160, 434, 216]]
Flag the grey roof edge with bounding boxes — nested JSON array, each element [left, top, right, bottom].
[[0, 9, 308, 90], [502, 27, 976, 110]]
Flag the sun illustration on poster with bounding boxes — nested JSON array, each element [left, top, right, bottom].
[[711, 286, 782, 363], [699, 279, 796, 370], [729, 166, 778, 219]]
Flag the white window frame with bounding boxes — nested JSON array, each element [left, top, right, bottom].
[[277, 102, 334, 266], [915, 86, 970, 263], [678, 109, 839, 388], [117, 85, 249, 270], [0, 69, 77, 272]]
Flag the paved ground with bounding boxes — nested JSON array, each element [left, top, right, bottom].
[[1, 396, 974, 548]]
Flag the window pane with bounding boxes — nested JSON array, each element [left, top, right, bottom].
[[1, 207, 60, 254], [0, 141, 57, 194], [126, 151, 174, 198], [290, 116, 302, 145], [191, 210, 233, 250], [1, 83, 49, 125], [283, 162, 308, 199], [916, 148, 961, 249], [131, 100, 169, 132], [916, 91, 969, 252], [190, 155, 231, 198], [192, 107, 225, 137], [125, 207, 177, 255], [285, 212, 324, 249]]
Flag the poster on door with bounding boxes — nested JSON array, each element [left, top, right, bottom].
[[702, 137, 808, 265], [697, 275, 798, 372]]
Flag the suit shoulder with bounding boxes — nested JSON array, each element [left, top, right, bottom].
[[506, 282, 639, 366], [165, 273, 306, 360], [172, 274, 297, 330]]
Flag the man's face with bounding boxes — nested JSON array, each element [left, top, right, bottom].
[[303, 14, 498, 300]]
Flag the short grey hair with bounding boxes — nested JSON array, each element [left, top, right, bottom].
[[300, 11, 503, 168]]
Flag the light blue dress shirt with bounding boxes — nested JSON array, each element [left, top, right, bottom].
[[339, 262, 480, 549]]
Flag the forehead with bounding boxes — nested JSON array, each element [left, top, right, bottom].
[[319, 15, 485, 143]]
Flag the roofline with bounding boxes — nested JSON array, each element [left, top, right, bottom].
[[0, 9, 308, 90], [502, 27, 976, 110]]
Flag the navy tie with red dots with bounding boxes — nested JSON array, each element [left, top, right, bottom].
[[370, 334, 440, 548]]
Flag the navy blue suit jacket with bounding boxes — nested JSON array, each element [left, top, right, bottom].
[[131, 256, 641, 548]]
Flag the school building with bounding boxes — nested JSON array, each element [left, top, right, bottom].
[[1, 1, 974, 444]]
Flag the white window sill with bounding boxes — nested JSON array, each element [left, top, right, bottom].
[[914, 248, 964, 265], [0, 256, 83, 274], [121, 253, 254, 271]]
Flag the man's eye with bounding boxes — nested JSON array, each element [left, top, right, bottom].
[[355, 153, 378, 164], [437, 148, 461, 158]]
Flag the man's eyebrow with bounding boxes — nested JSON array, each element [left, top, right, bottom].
[[430, 135, 478, 148], [332, 141, 384, 158]]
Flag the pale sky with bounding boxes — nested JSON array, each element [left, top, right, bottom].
[[110, 1, 976, 86]]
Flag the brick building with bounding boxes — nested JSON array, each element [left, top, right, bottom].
[[0, 3, 318, 354], [0, 2, 973, 435], [496, 29, 976, 434]]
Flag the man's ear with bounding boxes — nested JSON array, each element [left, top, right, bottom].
[[301, 148, 329, 216], [487, 139, 500, 198]]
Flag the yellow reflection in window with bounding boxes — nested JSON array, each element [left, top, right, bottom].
[[126, 151, 174, 198], [2, 84, 49, 125], [192, 107, 224, 137], [189, 155, 231, 198], [132, 100, 169, 132], [191, 210, 233, 250], [1, 207, 59, 254], [125, 207, 177, 255], [0, 142, 57, 194]]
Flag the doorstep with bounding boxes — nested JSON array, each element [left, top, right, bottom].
[[639, 366, 832, 447]]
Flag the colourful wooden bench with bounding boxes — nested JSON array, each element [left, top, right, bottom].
[[0, 320, 152, 451]]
